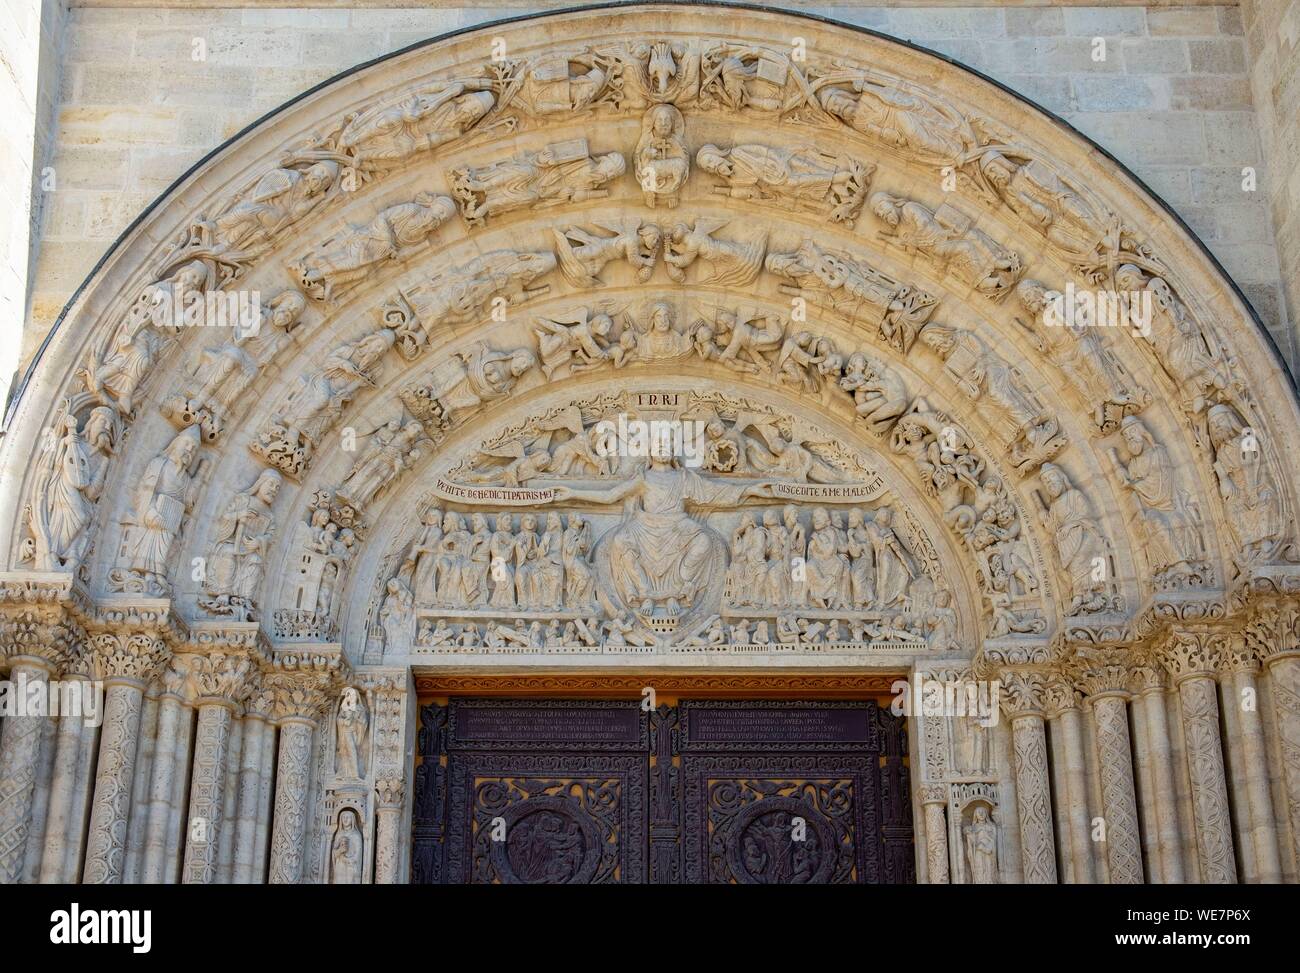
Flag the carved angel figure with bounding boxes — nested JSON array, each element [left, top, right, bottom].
[[534, 308, 617, 379], [666, 219, 767, 286], [553, 219, 660, 287], [292, 192, 455, 302], [400, 343, 536, 430], [696, 143, 869, 224], [449, 140, 626, 226]]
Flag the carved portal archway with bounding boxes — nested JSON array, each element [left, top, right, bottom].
[[3, 3, 1300, 886]]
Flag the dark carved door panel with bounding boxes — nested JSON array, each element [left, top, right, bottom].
[[412, 697, 914, 885]]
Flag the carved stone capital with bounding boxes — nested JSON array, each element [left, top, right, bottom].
[[920, 783, 947, 806], [87, 631, 170, 685], [1244, 600, 1300, 666], [998, 670, 1047, 719], [1159, 629, 1224, 684], [1128, 662, 1168, 696], [1040, 675, 1080, 717], [0, 574, 85, 673], [376, 776, 405, 810], [263, 647, 348, 723], [182, 651, 259, 706], [1067, 647, 1136, 700], [1219, 633, 1259, 675]]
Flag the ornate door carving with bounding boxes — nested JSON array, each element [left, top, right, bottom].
[[412, 698, 913, 884]]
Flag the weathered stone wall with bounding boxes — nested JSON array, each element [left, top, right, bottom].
[[1243, 0, 1300, 373], [17, 2, 1293, 382]]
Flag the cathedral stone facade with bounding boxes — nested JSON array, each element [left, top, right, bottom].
[[1, 2, 1299, 885]]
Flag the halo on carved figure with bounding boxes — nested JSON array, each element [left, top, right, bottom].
[[3, 2, 1298, 674]]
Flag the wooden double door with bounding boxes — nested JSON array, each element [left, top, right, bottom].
[[411, 697, 914, 884]]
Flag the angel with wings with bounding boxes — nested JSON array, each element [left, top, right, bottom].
[[665, 218, 767, 286], [735, 414, 846, 484], [552, 219, 661, 288]]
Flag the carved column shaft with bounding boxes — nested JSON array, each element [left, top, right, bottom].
[[82, 679, 147, 883], [922, 790, 949, 884], [0, 658, 54, 883], [1010, 713, 1057, 883], [1051, 705, 1095, 883], [217, 716, 244, 883], [1262, 653, 1300, 876], [1134, 679, 1185, 883], [140, 690, 186, 883], [38, 676, 90, 883], [1091, 693, 1143, 883], [122, 693, 160, 883], [233, 713, 271, 883], [252, 717, 277, 880], [182, 701, 235, 883], [374, 777, 405, 885], [269, 718, 316, 884]]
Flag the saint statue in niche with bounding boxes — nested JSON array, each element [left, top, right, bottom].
[[964, 805, 998, 884], [330, 808, 364, 885], [335, 687, 369, 780]]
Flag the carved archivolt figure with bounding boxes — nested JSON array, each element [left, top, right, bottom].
[[534, 309, 617, 379], [201, 468, 282, 619], [449, 140, 626, 225], [700, 44, 805, 113], [964, 806, 998, 884], [665, 219, 766, 287], [817, 78, 971, 161], [696, 143, 869, 224], [330, 809, 364, 885], [765, 239, 936, 353], [1207, 404, 1286, 566], [25, 407, 117, 572], [170, 289, 307, 440], [1015, 279, 1148, 433], [405, 250, 555, 332], [1111, 416, 1207, 587], [208, 161, 339, 253], [254, 327, 395, 476], [839, 352, 909, 435], [340, 79, 497, 168], [335, 688, 369, 779], [508, 50, 616, 115], [1038, 463, 1110, 615], [922, 325, 1065, 473], [112, 426, 202, 595], [979, 150, 1107, 260], [338, 419, 429, 510], [401, 343, 537, 432], [635, 104, 689, 208], [380, 576, 415, 656], [291, 192, 455, 302], [1115, 264, 1233, 418], [872, 193, 1023, 298], [553, 219, 660, 287], [82, 263, 201, 414]]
